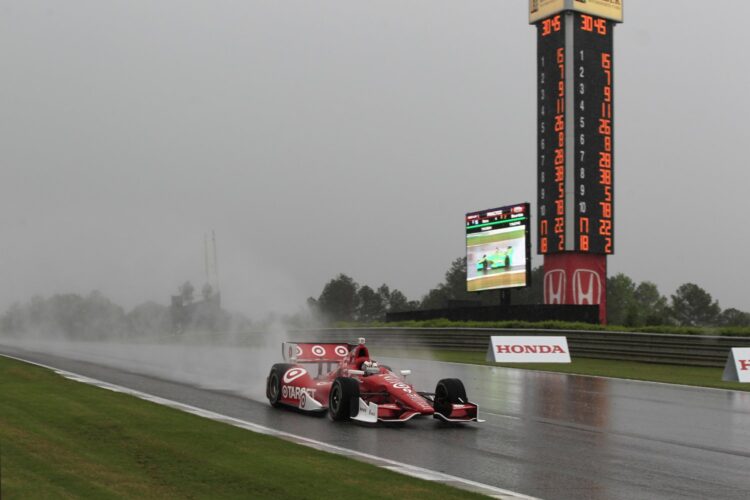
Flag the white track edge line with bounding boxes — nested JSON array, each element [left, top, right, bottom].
[[0, 353, 539, 500]]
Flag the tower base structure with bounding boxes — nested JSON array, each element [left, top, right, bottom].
[[543, 254, 607, 324]]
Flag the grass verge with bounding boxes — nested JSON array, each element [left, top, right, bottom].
[[379, 348, 749, 392], [0, 356, 483, 499]]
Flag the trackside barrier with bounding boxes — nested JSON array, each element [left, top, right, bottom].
[[290, 328, 750, 367]]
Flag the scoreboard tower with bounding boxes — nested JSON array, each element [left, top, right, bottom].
[[530, 0, 623, 323]]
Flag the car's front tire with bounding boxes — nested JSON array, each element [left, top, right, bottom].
[[328, 377, 360, 421], [433, 378, 467, 416], [267, 363, 294, 408]]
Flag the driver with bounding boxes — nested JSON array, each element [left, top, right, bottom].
[[361, 360, 380, 376]]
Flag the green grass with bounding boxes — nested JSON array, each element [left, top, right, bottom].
[[0, 356, 484, 499], [377, 348, 749, 392], [340, 319, 750, 337]]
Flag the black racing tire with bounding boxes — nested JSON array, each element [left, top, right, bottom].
[[267, 363, 294, 408], [328, 377, 360, 421], [433, 378, 467, 416]]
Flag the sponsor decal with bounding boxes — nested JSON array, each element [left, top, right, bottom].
[[544, 269, 566, 304], [381, 375, 431, 410], [487, 336, 571, 363], [311, 345, 326, 357], [382, 375, 413, 394], [722, 348, 750, 383], [282, 384, 317, 400], [573, 269, 602, 305], [335, 345, 349, 357], [282, 367, 307, 384]]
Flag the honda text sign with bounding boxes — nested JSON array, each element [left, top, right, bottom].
[[722, 348, 750, 383], [486, 336, 571, 363]]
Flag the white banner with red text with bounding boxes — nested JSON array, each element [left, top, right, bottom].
[[722, 348, 750, 383], [486, 336, 571, 363]]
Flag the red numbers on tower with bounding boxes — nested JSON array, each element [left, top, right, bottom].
[[580, 15, 607, 35], [542, 15, 562, 37], [574, 12, 615, 255], [598, 51, 613, 253]]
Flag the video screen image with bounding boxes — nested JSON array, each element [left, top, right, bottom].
[[466, 203, 530, 292]]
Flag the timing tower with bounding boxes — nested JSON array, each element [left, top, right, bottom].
[[531, 0, 622, 323]]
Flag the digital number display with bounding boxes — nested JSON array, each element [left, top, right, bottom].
[[536, 12, 615, 255], [574, 13, 614, 254], [466, 203, 531, 292], [537, 14, 566, 254]]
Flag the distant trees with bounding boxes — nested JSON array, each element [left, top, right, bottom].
[[0, 284, 239, 338], [179, 281, 195, 305], [311, 259, 748, 328], [128, 301, 170, 335], [0, 291, 127, 338], [311, 274, 416, 323], [670, 283, 721, 327], [606, 275, 672, 327], [717, 308, 750, 327], [316, 274, 360, 322]]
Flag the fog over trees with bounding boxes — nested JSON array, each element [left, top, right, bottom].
[[2, 259, 747, 337]]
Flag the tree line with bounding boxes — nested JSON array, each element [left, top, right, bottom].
[[310, 257, 750, 327], [0, 282, 252, 339]]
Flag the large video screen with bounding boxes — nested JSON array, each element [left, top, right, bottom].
[[466, 203, 531, 292]]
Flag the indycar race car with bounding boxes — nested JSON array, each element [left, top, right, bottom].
[[265, 338, 482, 423], [476, 247, 513, 271]]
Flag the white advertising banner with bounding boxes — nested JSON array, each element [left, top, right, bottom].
[[722, 348, 750, 383], [486, 336, 571, 363]]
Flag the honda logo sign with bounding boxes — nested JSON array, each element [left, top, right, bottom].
[[544, 270, 566, 304], [722, 348, 750, 383], [572, 269, 602, 305]]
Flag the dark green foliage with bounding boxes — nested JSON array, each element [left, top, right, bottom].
[[606, 273, 639, 326], [634, 281, 671, 325], [717, 308, 750, 327], [356, 285, 385, 322], [670, 283, 721, 327], [317, 274, 360, 322]]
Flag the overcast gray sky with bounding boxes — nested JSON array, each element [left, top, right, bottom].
[[2, 1, 750, 317]]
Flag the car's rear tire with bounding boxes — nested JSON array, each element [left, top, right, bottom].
[[267, 363, 294, 408], [328, 377, 360, 421], [433, 378, 467, 416]]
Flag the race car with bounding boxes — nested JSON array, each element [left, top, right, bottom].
[[265, 338, 482, 423], [476, 247, 513, 272]]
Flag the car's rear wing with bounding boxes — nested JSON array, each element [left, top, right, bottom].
[[282, 342, 352, 363]]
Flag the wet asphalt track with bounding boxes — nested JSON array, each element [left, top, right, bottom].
[[1, 344, 749, 500]]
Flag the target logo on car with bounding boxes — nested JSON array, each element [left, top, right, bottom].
[[282, 368, 307, 384], [335, 345, 349, 357], [311, 345, 326, 357]]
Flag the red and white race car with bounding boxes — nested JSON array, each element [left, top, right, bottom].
[[265, 338, 481, 423]]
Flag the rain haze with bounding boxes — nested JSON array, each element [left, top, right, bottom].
[[2, 0, 749, 317]]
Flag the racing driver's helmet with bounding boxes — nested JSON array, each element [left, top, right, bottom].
[[361, 360, 380, 376]]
